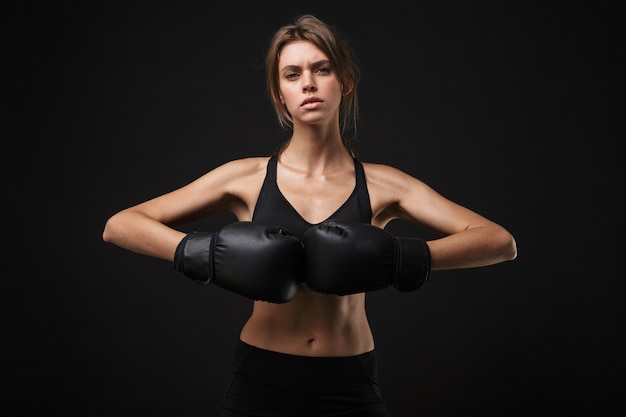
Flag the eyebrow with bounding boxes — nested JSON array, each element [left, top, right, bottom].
[[280, 59, 331, 72]]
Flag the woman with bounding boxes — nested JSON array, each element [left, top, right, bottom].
[[103, 14, 517, 417]]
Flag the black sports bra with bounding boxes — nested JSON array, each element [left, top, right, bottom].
[[252, 155, 372, 239]]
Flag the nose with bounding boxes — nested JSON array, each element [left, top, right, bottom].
[[302, 73, 317, 92]]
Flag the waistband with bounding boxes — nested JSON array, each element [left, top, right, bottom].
[[231, 340, 379, 387]]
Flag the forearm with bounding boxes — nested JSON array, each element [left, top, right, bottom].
[[102, 210, 185, 261], [427, 225, 517, 270]]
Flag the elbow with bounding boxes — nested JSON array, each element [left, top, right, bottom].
[[506, 238, 518, 261], [102, 219, 113, 243], [102, 214, 120, 244], [499, 230, 518, 262]]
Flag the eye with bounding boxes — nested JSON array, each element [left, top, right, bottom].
[[315, 67, 331, 74], [285, 72, 299, 80]]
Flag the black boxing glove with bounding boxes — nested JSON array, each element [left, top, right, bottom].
[[303, 219, 430, 295], [174, 222, 303, 303]]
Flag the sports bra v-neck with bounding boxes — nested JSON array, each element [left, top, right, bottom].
[[252, 155, 372, 239]]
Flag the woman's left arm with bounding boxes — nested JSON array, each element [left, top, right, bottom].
[[367, 163, 517, 271]]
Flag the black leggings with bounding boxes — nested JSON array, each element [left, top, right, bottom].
[[219, 340, 391, 417]]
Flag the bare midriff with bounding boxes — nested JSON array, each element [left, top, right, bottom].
[[239, 283, 374, 357]]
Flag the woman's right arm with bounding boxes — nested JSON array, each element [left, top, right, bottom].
[[102, 158, 263, 261]]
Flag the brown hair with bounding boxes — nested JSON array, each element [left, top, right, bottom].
[[265, 15, 361, 154]]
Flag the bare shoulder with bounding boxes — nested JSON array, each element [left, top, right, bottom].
[[361, 161, 425, 193], [213, 156, 270, 178], [209, 156, 270, 220], [176, 156, 270, 206], [361, 161, 434, 226], [194, 156, 266, 189]]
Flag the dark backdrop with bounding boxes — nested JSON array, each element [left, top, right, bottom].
[[7, 1, 622, 416]]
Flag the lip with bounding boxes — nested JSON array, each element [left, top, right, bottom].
[[300, 97, 323, 107]]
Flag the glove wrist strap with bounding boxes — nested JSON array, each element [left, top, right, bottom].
[[174, 232, 216, 285], [393, 237, 431, 292]]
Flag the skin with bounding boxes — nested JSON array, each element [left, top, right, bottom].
[[102, 40, 517, 357]]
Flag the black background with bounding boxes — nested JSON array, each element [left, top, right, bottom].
[[7, 1, 622, 416]]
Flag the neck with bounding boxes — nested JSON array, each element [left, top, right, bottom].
[[279, 124, 352, 173]]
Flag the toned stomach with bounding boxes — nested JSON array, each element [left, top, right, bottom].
[[239, 283, 374, 357]]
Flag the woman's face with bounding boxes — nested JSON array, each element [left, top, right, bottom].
[[277, 40, 343, 127]]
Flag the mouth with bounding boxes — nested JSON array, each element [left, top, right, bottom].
[[301, 97, 323, 106]]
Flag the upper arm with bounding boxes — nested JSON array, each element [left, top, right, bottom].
[[366, 163, 495, 235], [124, 157, 267, 226], [366, 163, 517, 268]]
